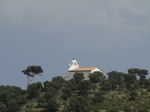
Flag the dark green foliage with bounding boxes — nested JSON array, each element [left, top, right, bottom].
[[22, 65, 43, 77], [148, 87, 150, 92], [16, 96, 27, 106], [102, 80, 112, 91], [128, 68, 148, 83], [1, 67, 150, 112], [107, 78, 117, 90], [142, 79, 150, 88], [123, 73, 136, 84], [45, 99, 59, 112], [52, 76, 65, 85], [124, 106, 132, 112], [94, 107, 99, 112], [64, 96, 90, 112], [68, 79, 78, 90], [0, 85, 22, 95], [130, 91, 138, 97], [0, 85, 24, 107], [24, 110, 40, 112], [89, 83, 97, 92], [89, 71, 105, 83], [73, 72, 84, 84], [62, 87, 71, 95], [107, 71, 118, 79], [61, 79, 78, 100], [138, 109, 148, 112], [35, 82, 43, 91], [37, 96, 45, 107], [107, 71, 123, 85], [106, 107, 119, 112], [111, 80, 117, 90], [92, 91, 104, 103], [43, 80, 62, 93], [61, 107, 70, 112], [7, 99, 20, 112], [132, 80, 140, 89], [44, 76, 66, 94], [43, 81, 52, 91], [102, 71, 123, 91], [61, 94, 69, 100], [61, 79, 78, 99], [27, 82, 43, 99], [22, 65, 43, 87], [44, 92, 53, 102], [129, 91, 138, 101], [128, 68, 148, 76], [0, 86, 25, 112], [49, 81, 62, 90], [62, 88, 72, 99], [125, 83, 132, 90], [0, 102, 6, 112], [0, 92, 8, 105], [78, 80, 91, 96]]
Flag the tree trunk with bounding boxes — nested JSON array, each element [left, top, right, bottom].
[[27, 75, 34, 88]]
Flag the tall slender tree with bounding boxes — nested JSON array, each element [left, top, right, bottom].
[[22, 65, 43, 88]]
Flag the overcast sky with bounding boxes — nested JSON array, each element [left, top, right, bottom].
[[0, 0, 150, 89]]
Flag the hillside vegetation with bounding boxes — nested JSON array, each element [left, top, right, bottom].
[[0, 68, 150, 112]]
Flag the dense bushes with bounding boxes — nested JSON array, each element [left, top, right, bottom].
[[0, 68, 150, 112], [0, 86, 27, 112]]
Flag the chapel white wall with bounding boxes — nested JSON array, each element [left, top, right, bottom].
[[91, 68, 102, 73]]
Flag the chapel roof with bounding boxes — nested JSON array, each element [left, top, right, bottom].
[[69, 67, 101, 72]]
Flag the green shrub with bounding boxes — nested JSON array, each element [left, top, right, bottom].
[[24, 109, 40, 112], [106, 107, 119, 112], [138, 108, 148, 112], [147, 88, 150, 92], [0, 102, 6, 112], [124, 106, 132, 112]]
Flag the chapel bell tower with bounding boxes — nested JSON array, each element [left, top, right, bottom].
[[68, 59, 79, 70]]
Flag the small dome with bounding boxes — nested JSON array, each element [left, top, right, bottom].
[[72, 59, 77, 63]]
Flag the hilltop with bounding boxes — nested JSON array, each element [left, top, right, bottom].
[[0, 68, 150, 112]]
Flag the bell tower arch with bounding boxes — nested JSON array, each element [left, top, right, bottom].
[[68, 59, 79, 70]]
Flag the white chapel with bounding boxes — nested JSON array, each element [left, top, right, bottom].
[[64, 59, 102, 80]]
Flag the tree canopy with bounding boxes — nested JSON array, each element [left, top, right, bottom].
[[89, 71, 105, 83], [22, 65, 43, 77], [22, 65, 43, 87], [0, 67, 150, 112]]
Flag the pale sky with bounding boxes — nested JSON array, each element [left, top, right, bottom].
[[0, 0, 150, 89]]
